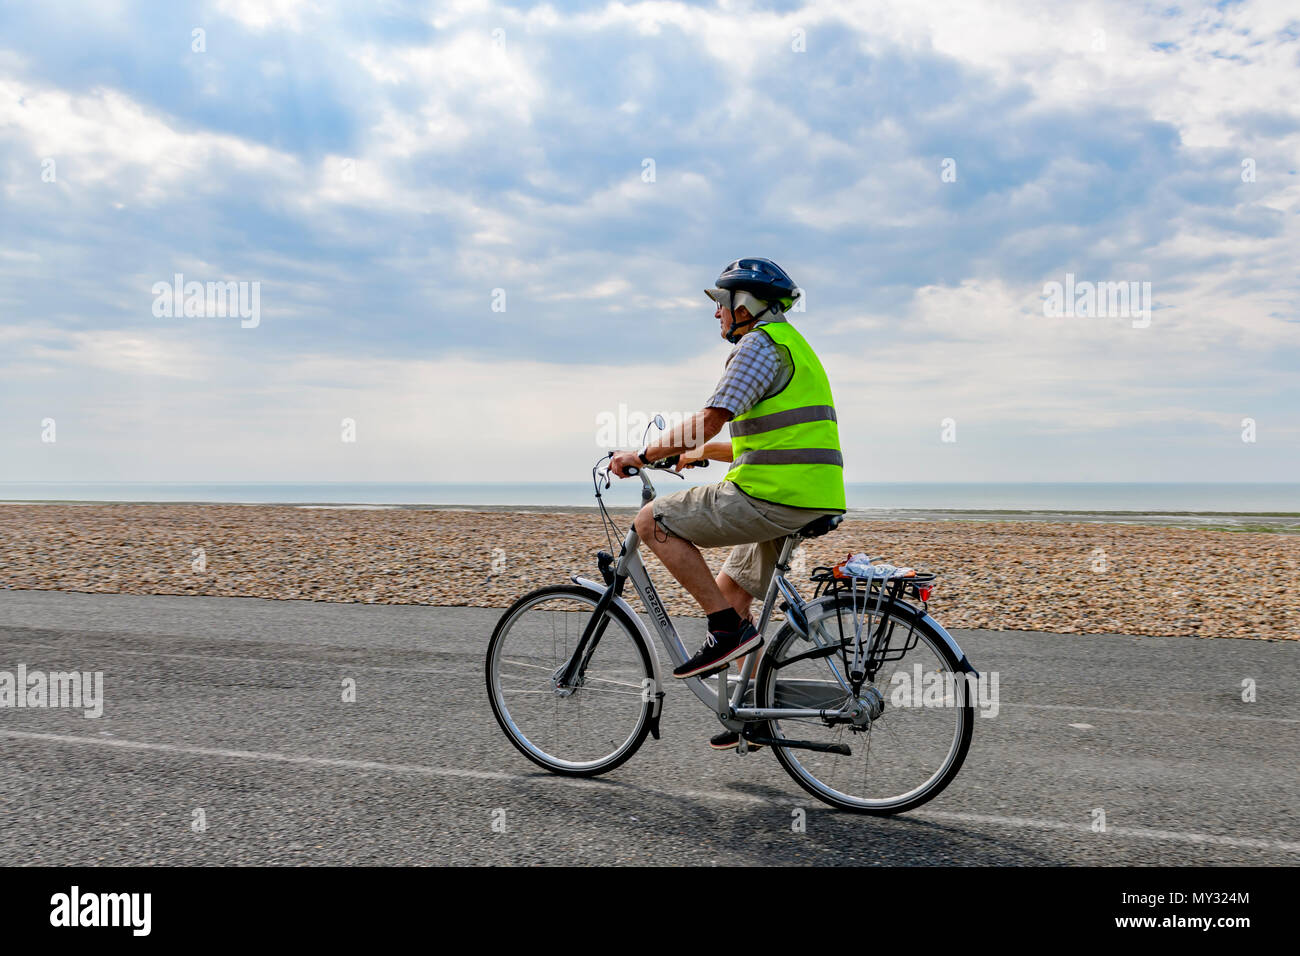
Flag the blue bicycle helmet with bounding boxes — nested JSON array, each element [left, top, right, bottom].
[[706, 258, 801, 342]]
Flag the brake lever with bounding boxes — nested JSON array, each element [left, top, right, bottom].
[[597, 452, 616, 490], [657, 455, 710, 475], [646, 455, 684, 478]]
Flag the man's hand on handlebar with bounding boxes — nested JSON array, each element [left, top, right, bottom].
[[608, 450, 710, 479], [608, 451, 642, 479], [673, 448, 708, 473]]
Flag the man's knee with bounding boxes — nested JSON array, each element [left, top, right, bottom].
[[633, 504, 658, 540]]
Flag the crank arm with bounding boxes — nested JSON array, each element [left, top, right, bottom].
[[743, 735, 851, 756]]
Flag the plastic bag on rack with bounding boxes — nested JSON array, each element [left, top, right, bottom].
[[836, 552, 916, 580]]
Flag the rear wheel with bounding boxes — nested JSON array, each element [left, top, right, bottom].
[[755, 594, 973, 814], [486, 585, 655, 777]]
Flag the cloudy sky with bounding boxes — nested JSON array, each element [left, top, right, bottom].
[[1, 0, 1297, 484]]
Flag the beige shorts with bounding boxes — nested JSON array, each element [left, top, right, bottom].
[[651, 479, 842, 598]]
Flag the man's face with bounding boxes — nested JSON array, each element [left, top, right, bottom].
[[716, 301, 751, 340]]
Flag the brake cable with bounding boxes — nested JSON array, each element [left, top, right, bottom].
[[591, 451, 690, 555], [591, 453, 621, 556]]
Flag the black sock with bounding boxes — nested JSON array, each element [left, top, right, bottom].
[[707, 608, 743, 633]]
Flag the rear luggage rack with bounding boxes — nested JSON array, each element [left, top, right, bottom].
[[810, 563, 938, 606], [808, 556, 940, 678]]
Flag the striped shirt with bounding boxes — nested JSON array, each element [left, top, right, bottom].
[[705, 319, 794, 418]]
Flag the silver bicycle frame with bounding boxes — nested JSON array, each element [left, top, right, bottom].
[[572, 469, 867, 730]]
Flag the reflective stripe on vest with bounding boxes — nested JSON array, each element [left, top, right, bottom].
[[724, 322, 846, 511], [731, 448, 844, 467], [728, 405, 837, 437]]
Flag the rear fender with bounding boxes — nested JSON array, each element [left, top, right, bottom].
[[805, 593, 978, 677]]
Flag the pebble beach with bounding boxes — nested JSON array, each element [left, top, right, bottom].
[[1, 503, 1297, 640]]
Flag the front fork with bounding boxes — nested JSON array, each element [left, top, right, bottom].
[[556, 569, 622, 689], [556, 561, 668, 740]]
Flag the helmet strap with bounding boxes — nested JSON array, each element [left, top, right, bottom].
[[724, 315, 755, 343], [724, 299, 777, 343]]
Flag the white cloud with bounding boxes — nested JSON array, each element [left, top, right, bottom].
[[0, 77, 300, 203], [212, 0, 321, 32], [826, 0, 1300, 150], [8, 326, 206, 379], [1, 0, 1297, 483]]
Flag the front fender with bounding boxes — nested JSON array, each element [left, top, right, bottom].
[[569, 575, 666, 696]]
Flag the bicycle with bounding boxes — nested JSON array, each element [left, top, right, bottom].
[[485, 438, 979, 814]]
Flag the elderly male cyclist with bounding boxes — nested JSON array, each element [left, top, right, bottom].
[[609, 257, 845, 750]]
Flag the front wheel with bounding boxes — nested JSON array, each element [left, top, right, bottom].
[[486, 585, 655, 777], [756, 593, 974, 814]]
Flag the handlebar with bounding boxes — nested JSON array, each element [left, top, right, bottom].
[[626, 455, 709, 476], [596, 451, 710, 504]]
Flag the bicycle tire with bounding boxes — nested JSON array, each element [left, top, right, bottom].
[[486, 584, 656, 777], [756, 593, 974, 815]]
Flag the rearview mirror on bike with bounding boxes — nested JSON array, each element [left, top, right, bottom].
[[642, 413, 666, 448]]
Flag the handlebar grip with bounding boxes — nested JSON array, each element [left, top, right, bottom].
[[623, 459, 708, 476]]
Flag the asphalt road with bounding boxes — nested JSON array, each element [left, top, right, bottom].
[[0, 589, 1296, 865]]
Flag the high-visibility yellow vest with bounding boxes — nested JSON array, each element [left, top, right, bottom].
[[724, 322, 846, 511]]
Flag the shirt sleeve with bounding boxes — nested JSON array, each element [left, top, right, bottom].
[[705, 330, 784, 419]]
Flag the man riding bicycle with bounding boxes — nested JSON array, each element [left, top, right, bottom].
[[609, 258, 846, 750]]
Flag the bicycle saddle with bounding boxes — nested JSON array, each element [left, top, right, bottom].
[[797, 514, 843, 538]]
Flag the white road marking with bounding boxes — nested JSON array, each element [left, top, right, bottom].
[[3, 728, 1298, 854], [1068, 723, 1094, 729], [0, 639, 482, 679], [0, 728, 518, 782], [1001, 702, 1299, 724], [908, 810, 1300, 853]]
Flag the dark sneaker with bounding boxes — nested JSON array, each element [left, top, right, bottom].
[[672, 622, 762, 680], [710, 730, 764, 752]]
